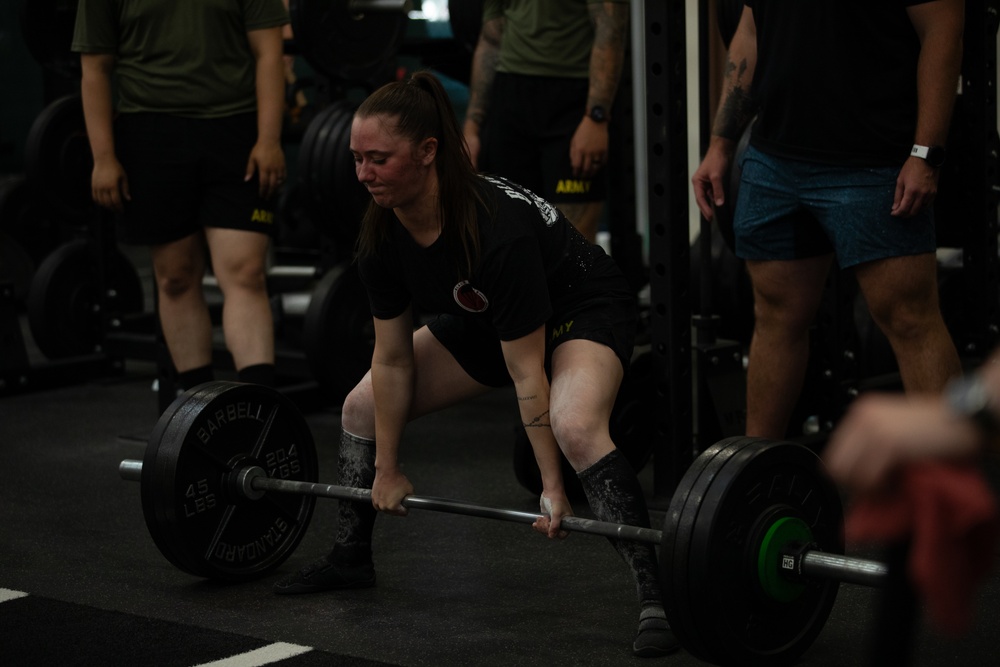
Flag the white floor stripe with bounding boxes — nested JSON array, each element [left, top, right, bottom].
[[191, 642, 313, 667], [0, 588, 29, 603]]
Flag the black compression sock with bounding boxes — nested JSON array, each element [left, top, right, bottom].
[[577, 449, 663, 605], [237, 363, 276, 387], [331, 430, 378, 565], [176, 365, 215, 391]]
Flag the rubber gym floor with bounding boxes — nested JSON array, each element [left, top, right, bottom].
[[3, 259, 1000, 666]]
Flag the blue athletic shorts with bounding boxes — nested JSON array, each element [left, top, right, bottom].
[[733, 145, 937, 268]]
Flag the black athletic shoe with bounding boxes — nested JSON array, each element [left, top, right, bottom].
[[632, 625, 680, 658], [272, 556, 376, 594]]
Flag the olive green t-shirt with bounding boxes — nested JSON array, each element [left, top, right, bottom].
[[72, 0, 289, 117], [482, 0, 628, 79]]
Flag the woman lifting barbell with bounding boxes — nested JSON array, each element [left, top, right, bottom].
[[270, 70, 676, 659]]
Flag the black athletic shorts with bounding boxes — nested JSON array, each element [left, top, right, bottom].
[[114, 112, 276, 245], [427, 285, 637, 388], [480, 73, 608, 205]]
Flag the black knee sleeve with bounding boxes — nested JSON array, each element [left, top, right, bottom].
[[331, 430, 377, 565], [577, 449, 663, 605]]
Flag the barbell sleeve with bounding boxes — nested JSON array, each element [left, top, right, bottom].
[[120, 459, 141, 482], [800, 550, 888, 588]]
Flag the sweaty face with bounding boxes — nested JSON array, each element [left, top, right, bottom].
[[350, 114, 432, 211]]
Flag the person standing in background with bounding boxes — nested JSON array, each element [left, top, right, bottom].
[[691, 1, 964, 439], [73, 0, 289, 394], [463, 0, 629, 244]]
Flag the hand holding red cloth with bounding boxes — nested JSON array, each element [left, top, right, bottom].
[[845, 462, 1000, 636]]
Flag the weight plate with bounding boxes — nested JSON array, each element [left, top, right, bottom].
[[141, 382, 319, 581], [0, 231, 36, 303], [298, 102, 348, 232], [24, 95, 95, 220], [295, 105, 324, 213], [663, 437, 843, 666], [0, 173, 69, 265], [290, 0, 408, 84], [329, 104, 370, 244], [26, 239, 144, 359], [316, 103, 352, 223], [756, 515, 812, 603], [301, 262, 374, 403], [661, 436, 754, 660], [19, 0, 81, 79]]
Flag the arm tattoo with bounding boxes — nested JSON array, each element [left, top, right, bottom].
[[517, 394, 538, 402], [467, 17, 504, 125], [523, 411, 551, 429], [714, 57, 758, 141], [587, 2, 629, 111]]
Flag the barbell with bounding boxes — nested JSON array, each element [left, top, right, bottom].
[[120, 380, 888, 666]]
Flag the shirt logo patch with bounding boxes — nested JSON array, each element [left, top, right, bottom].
[[453, 281, 489, 313]]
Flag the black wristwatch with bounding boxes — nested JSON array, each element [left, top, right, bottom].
[[910, 144, 946, 168], [588, 105, 609, 123], [944, 374, 1000, 440]]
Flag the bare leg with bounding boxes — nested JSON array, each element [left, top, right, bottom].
[[150, 233, 213, 373], [274, 325, 493, 594], [341, 325, 496, 437], [204, 227, 274, 370], [744, 255, 834, 438], [551, 340, 678, 657], [854, 253, 961, 392]]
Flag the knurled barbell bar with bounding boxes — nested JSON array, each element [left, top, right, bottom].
[[119, 458, 663, 544], [119, 381, 889, 666]]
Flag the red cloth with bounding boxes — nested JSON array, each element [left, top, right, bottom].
[[845, 463, 1000, 636]]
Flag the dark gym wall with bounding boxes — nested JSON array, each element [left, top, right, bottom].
[[0, 1, 46, 173]]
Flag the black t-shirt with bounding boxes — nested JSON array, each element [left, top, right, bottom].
[[359, 175, 618, 341], [746, 0, 933, 166]]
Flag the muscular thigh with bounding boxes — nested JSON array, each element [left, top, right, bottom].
[[853, 252, 940, 320], [409, 325, 495, 417], [344, 325, 496, 436], [549, 339, 623, 429], [205, 227, 270, 278]]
